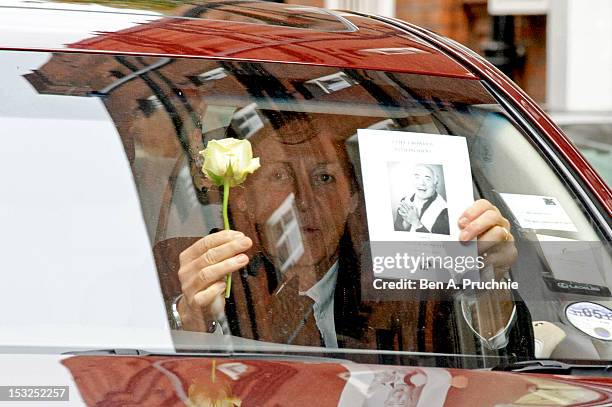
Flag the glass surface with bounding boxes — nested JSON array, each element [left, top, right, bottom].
[[558, 123, 612, 186], [1, 51, 610, 367]]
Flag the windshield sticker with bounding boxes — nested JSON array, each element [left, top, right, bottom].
[[566, 302, 612, 341], [499, 193, 578, 232], [535, 234, 575, 242]]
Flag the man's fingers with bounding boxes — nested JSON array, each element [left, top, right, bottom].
[[194, 236, 252, 269], [477, 226, 514, 253], [460, 209, 505, 241], [193, 282, 227, 309], [458, 199, 497, 228], [198, 254, 249, 288], [179, 230, 244, 265]]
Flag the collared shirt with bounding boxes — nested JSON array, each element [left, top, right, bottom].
[[302, 261, 339, 348], [299, 261, 515, 350]]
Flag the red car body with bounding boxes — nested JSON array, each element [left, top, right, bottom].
[[59, 355, 612, 405], [1, 1, 611, 405]]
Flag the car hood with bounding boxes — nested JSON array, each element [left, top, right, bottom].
[[3, 353, 612, 406]]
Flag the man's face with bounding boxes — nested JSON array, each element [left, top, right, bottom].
[[234, 123, 356, 270], [412, 165, 436, 200]]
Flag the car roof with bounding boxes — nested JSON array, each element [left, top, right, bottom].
[[0, 0, 475, 79]]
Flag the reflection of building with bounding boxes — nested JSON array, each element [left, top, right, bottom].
[[317, 0, 546, 101], [317, 0, 612, 111]]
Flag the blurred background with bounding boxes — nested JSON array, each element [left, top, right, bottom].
[[62, 0, 612, 184]]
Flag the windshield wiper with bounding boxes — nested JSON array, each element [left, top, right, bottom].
[[63, 348, 151, 356], [61, 348, 344, 363], [493, 360, 612, 376]]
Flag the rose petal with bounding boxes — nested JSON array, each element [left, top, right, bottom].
[[199, 138, 259, 186]]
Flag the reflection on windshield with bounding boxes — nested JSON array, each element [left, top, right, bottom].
[[8, 51, 611, 367]]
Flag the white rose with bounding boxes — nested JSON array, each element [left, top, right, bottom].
[[199, 138, 260, 187]]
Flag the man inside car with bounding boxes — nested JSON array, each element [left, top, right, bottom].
[[173, 112, 533, 356]]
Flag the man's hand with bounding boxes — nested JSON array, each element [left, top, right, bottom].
[[177, 230, 252, 331], [458, 199, 516, 279]]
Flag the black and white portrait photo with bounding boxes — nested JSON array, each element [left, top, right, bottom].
[[388, 163, 450, 235], [359, 130, 474, 243]]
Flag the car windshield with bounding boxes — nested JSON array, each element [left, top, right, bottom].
[[1, 51, 610, 369]]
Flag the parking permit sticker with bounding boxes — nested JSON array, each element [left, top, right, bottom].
[[566, 302, 612, 341], [499, 193, 577, 232]]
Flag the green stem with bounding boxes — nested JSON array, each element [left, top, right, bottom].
[[222, 182, 231, 298]]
